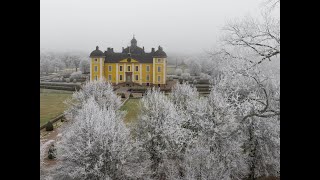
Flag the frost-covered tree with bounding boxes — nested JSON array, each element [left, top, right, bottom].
[[181, 73, 190, 80], [219, 12, 280, 69], [40, 140, 55, 180], [52, 98, 140, 179], [205, 54, 280, 179], [199, 73, 211, 80], [61, 55, 72, 69], [65, 79, 121, 120], [169, 82, 247, 179], [188, 60, 202, 76], [40, 53, 55, 75], [70, 71, 83, 80], [69, 55, 81, 72], [175, 68, 183, 76], [80, 58, 90, 73], [133, 88, 190, 179], [170, 82, 199, 110], [184, 68, 190, 74]]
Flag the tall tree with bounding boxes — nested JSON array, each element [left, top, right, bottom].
[[53, 98, 135, 179], [65, 79, 121, 120], [133, 88, 189, 179]]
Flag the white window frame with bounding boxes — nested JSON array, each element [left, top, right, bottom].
[[146, 65, 150, 72], [158, 66, 161, 72], [135, 75, 139, 81], [120, 65, 123, 72], [135, 65, 139, 71], [127, 65, 131, 72], [108, 65, 112, 72], [94, 66, 98, 72], [120, 75, 123, 81], [158, 75, 161, 82], [95, 76, 98, 81], [146, 74, 150, 81], [108, 75, 112, 81]]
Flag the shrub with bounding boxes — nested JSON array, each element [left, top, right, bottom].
[[70, 71, 83, 81], [46, 121, 53, 131], [73, 79, 77, 83], [48, 143, 56, 159], [181, 73, 191, 80], [193, 80, 198, 84], [65, 78, 70, 83], [200, 73, 211, 80], [52, 78, 60, 82]]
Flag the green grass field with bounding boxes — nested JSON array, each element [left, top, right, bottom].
[[40, 89, 73, 126], [120, 98, 141, 124]]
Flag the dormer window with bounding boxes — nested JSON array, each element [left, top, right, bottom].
[[95, 59, 98, 62]]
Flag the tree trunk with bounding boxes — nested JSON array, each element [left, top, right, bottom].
[[248, 118, 257, 180]]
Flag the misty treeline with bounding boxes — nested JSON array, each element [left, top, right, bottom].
[[40, 51, 90, 75]]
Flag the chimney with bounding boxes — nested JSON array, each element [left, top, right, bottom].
[[107, 48, 113, 53]]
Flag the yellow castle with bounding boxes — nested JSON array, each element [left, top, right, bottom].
[[89, 36, 167, 87]]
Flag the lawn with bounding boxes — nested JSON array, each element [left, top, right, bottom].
[[40, 89, 73, 126], [120, 98, 141, 124], [167, 65, 189, 75], [167, 66, 176, 75]]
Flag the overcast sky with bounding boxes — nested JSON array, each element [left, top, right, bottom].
[[41, 0, 268, 54]]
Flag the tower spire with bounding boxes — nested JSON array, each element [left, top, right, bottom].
[[131, 34, 137, 46]]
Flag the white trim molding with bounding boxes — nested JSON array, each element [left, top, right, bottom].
[[132, 63, 134, 82], [100, 58, 103, 80], [163, 58, 166, 84], [140, 64, 142, 85], [153, 59, 155, 84], [90, 58, 92, 81], [124, 63, 126, 82], [116, 63, 118, 84]]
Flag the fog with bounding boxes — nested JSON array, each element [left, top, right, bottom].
[[41, 0, 266, 55]]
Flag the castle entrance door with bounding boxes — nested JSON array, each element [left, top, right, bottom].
[[125, 72, 132, 83]]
